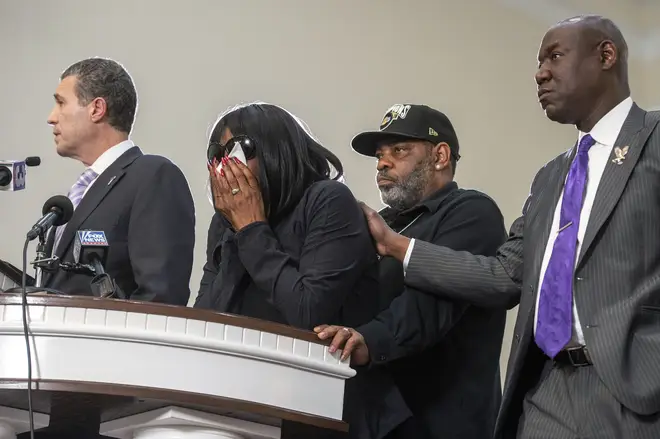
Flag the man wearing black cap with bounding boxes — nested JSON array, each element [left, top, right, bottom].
[[316, 104, 509, 438]]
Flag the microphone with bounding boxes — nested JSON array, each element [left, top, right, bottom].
[[26, 195, 74, 241], [73, 230, 109, 274], [0, 157, 41, 191], [0, 160, 27, 191], [25, 156, 41, 167], [72, 230, 123, 299]]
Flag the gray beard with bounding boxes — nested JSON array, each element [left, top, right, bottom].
[[379, 158, 433, 212]]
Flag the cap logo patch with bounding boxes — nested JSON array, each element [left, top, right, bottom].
[[380, 104, 411, 130], [429, 127, 438, 136]]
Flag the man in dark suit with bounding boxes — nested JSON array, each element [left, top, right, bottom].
[[42, 57, 195, 306], [315, 104, 508, 438], [357, 16, 660, 439]]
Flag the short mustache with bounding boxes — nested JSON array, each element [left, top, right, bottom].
[[377, 173, 396, 182]]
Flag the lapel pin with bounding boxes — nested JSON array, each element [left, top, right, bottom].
[[612, 145, 629, 165], [107, 175, 117, 186]]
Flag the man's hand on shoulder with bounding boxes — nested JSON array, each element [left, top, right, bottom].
[[315, 324, 370, 366], [358, 201, 411, 261]]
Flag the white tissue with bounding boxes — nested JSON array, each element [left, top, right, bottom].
[[206, 141, 248, 207]]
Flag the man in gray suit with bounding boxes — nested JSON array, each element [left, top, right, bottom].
[[356, 15, 660, 439]]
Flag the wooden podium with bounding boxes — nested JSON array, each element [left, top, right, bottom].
[[0, 294, 352, 438]]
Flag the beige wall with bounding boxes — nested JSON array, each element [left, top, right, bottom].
[[0, 0, 654, 378], [640, 59, 660, 109]]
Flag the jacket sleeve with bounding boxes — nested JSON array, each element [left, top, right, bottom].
[[234, 182, 378, 330], [359, 194, 508, 365], [405, 217, 523, 309], [128, 160, 195, 306], [403, 170, 544, 310], [194, 212, 226, 308]]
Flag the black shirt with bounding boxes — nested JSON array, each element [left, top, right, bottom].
[[195, 179, 381, 330], [359, 182, 508, 439], [195, 179, 411, 439]]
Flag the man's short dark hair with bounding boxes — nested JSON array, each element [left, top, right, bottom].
[[61, 57, 137, 134]]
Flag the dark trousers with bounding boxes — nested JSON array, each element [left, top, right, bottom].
[[517, 361, 660, 439]]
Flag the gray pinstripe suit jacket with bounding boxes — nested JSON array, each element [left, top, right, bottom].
[[403, 104, 660, 438]]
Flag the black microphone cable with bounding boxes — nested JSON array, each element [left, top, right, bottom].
[[20, 237, 36, 439]]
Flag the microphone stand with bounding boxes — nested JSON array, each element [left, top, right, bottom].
[[32, 230, 58, 287], [59, 258, 125, 299], [33, 234, 46, 287]]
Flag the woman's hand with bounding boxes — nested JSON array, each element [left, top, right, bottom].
[[209, 157, 266, 231]]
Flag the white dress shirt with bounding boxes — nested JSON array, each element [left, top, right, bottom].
[[534, 96, 633, 345], [83, 139, 136, 197], [403, 96, 634, 346], [49, 140, 136, 258]]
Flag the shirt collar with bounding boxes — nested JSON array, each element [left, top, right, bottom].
[[416, 181, 459, 214], [380, 181, 458, 224], [578, 96, 633, 147], [89, 140, 135, 176]]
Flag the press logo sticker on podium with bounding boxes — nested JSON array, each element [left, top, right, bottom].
[[74, 230, 109, 265], [78, 230, 109, 245]]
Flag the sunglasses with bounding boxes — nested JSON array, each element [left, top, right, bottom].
[[207, 135, 256, 164]]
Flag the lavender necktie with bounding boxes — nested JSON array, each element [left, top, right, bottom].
[[53, 168, 98, 253], [535, 134, 595, 358]]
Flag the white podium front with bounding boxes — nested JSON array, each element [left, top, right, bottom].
[[0, 294, 353, 438]]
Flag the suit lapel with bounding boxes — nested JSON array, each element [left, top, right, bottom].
[[528, 149, 576, 280], [577, 105, 657, 266], [508, 147, 575, 350], [56, 147, 142, 258], [503, 152, 574, 432]]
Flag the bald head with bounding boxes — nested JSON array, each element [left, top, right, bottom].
[[555, 15, 628, 79], [535, 15, 631, 131]]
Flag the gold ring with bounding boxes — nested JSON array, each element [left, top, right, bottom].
[[231, 188, 240, 195]]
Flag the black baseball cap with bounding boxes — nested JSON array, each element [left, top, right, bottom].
[[351, 104, 460, 160]]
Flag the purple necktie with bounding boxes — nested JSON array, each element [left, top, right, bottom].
[[535, 134, 595, 358], [52, 168, 98, 253]]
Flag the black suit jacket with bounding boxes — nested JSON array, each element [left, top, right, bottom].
[[401, 105, 660, 438], [43, 146, 195, 305]]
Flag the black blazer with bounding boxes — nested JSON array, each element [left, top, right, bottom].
[[195, 179, 410, 439], [44, 146, 195, 306], [402, 105, 660, 438]]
